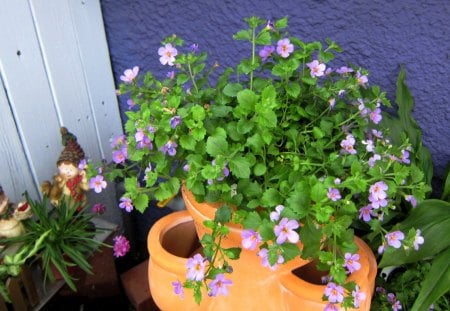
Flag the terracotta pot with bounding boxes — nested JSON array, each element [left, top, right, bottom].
[[147, 188, 377, 310]]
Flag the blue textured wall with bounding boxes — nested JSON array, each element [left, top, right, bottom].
[[100, 0, 449, 185]]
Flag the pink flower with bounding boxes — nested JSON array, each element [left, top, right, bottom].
[[120, 66, 139, 83], [276, 38, 294, 58], [112, 149, 127, 164], [119, 197, 134, 212], [369, 107, 382, 124], [91, 203, 106, 215], [359, 205, 373, 222], [78, 159, 87, 170], [186, 254, 206, 281], [241, 229, 262, 250], [274, 218, 299, 244], [113, 235, 130, 257], [306, 60, 326, 78], [158, 43, 178, 66], [89, 175, 107, 193]]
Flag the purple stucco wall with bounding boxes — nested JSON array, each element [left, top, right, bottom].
[[100, 0, 449, 185]]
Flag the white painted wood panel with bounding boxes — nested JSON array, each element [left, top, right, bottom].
[[0, 0, 122, 202]]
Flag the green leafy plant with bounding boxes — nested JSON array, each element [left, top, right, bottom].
[[88, 16, 431, 308], [0, 195, 103, 292]]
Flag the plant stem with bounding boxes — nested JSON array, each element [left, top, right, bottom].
[[187, 62, 199, 94], [250, 26, 256, 91]]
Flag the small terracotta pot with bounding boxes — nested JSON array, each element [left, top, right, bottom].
[[147, 188, 377, 310]]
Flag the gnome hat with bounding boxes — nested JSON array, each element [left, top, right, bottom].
[[57, 127, 85, 167]]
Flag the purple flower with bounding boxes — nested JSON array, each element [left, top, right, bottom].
[[241, 229, 262, 250], [324, 303, 339, 311], [413, 229, 424, 250], [392, 299, 402, 311], [190, 43, 199, 53], [369, 107, 383, 124], [359, 205, 373, 222], [369, 181, 389, 208], [135, 129, 153, 150], [119, 197, 134, 212], [276, 38, 294, 58], [324, 282, 345, 303], [186, 254, 206, 281], [89, 175, 107, 193], [172, 280, 184, 299], [369, 154, 381, 168], [306, 60, 326, 78], [257, 248, 284, 270], [356, 70, 368, 86], [112, 149, 127, 164], [208, 274, 233, 297], [259, 45, 275, 61], [110, 134, 127, 148], [183, 164, 190, 172], [158, 43, 178, 66], [387, 293, 396, 304], [405, 195, 417, 207], [167, 71, 175, 79], [78, 159, 87, 171], [378, 243, 386, 254], [265, 19, 275, 30], [170, 116, 182, 129], [160, 140, 178, 156], [328, 98, 336, 109], [113, 235, 130, 257], [386, 231, 405, 248], [372, 129, 383, 139], [91, 203, 106, 215], [336, 66, 354, 74], [270, 205, 284, 222], [327, 187, 341, 201], [352, 286, 366, 308], [127, 99, 136, 109], [343, 253, 361, 274], [274, 218, 299, 244], [362, 139, 374, 152], [340, 134, 357, 155], [400, 150, 410, 164], [120, 66, 139, 83]]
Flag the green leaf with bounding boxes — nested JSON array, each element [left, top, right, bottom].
[[214, 205, 232, 224], [310, 183, 327, 202], [124, 177, 138, 195], [190, 105, 206, 121], [233, 29, 252, 41], [242, 211, 262, 230], [280, 243, 301, 261], [180, 134, 196, 150], [261, 188, 283, 207], [134, 193, 149, 213], [223, 247, 241, 260], [236, 89, 258, 116], [229, 156, 251, 179], [206, 136, 228, 156], [253, 162, 267, 176], [411, 248, 450, 311], [223, 83, 243, 97]]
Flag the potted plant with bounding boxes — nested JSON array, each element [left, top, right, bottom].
[[88, 16, 430, 310], [0, 194, 103, 292]]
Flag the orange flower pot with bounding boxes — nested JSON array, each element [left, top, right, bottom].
[[147, 188, 377, 310]]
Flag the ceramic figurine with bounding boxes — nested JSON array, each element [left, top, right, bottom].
[[41, 127, 89, 210], [0, 186, 32, 241]]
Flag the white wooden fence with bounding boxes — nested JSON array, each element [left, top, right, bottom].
[[0, 0, 123, 202]]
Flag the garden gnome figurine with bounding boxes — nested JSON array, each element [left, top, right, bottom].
[[0, 185, 32, 242], [41, 127, 89, 210]]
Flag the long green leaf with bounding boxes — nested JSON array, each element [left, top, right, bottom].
[[411, 248, 450, 311]]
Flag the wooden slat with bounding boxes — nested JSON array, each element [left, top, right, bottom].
[[6, 277, 28, 311], [20, 265, 39, 306], [0, 0, 62, 197]]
